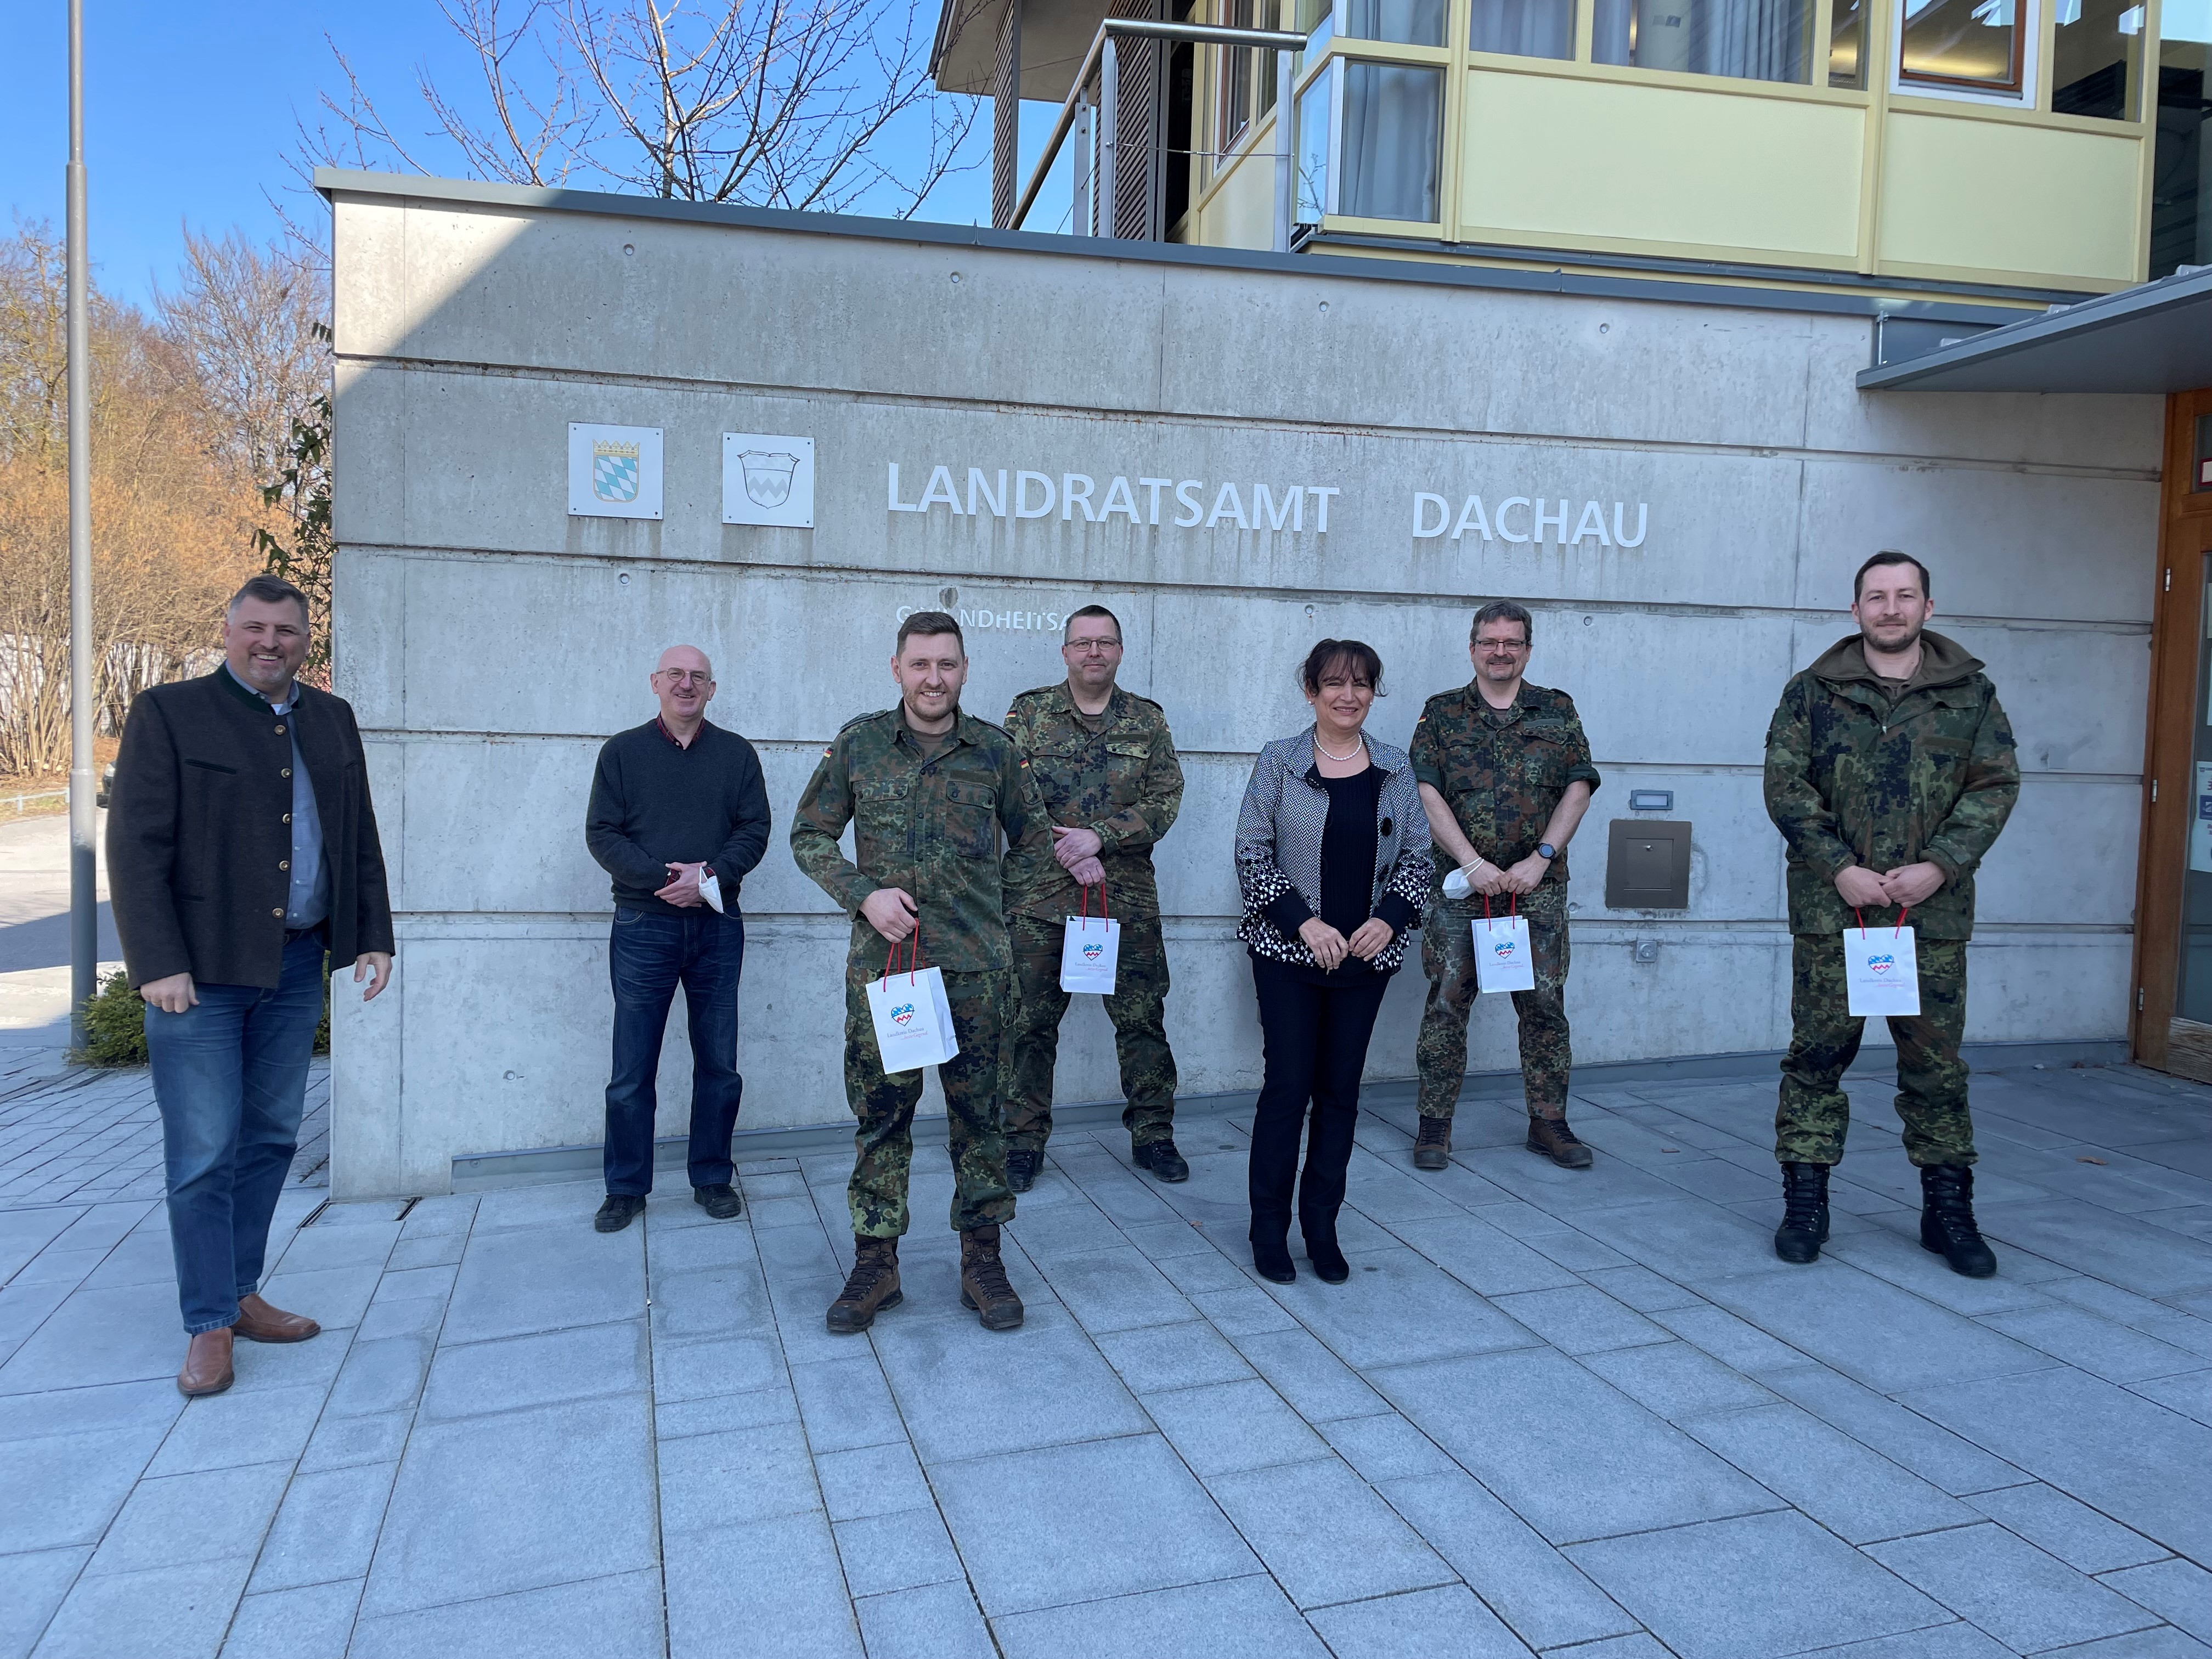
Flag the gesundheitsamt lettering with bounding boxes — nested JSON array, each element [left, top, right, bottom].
[[888, 465, 1340, 532]]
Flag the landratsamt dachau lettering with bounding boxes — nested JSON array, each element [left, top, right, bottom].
[[884, 464, 1649, 548]]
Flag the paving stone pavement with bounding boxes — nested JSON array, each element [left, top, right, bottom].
[[2, 1057, 2210, 1658]]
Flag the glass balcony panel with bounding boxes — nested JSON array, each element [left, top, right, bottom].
[[1830, 0, 1865, 84], [1470, 0, 1576, 59], [2152, 25, 2212, 275], [1342, 0, 1451, 44], [2052, 0, 2139, 114], [1300, 0, 1336, 52], [1297, 67, 1334, 219], [1899, 0, 2023, 92], [1592, 0, 1813, 80], [1339, 60, 1443, 219]]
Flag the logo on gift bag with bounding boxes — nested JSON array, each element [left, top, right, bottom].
[[1490, 938, 1519, 962], [1866, 953, 1894, 975], [890, 1003, 915, 1026], [1082, 941, 1105, 961], [592, 439, 641, 504]]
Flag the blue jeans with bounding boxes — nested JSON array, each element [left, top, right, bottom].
[[145, 932, 326, 1335], [606, 907, 745, 1195]]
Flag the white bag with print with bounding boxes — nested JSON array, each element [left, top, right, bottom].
[[1060, 889, 1121, 995], [1472, 898, 1536, 995], [1843, 922, 1920, 1018], [866, 939, 959, 1074]]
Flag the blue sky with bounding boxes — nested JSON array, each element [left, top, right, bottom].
[[2, 1, 1070, 310]]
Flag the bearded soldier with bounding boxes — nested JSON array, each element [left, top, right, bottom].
[[1001, 605, 1188, 1191], [791, 611, 1052, 1333], [1764, 551, 2019, 1277]]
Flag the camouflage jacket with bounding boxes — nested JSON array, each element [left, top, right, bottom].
[[1763, 631, 2018, 941], [1000, 682, 1184, 921], [791, 704, 1052, 973], [1408, 681, 1601, 892]]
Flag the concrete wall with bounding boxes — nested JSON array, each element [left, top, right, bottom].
[[324, 179, 2163, 1198]]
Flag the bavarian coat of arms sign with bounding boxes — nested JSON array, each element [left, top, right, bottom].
[[567, 422, 664, 520]]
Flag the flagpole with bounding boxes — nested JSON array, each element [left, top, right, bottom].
[[66, 0, 95, 1049]]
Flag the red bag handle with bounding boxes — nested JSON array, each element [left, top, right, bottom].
[[1852, 906, 1910, 939], [1079, 881, 1111, 929], [880, 925, 928, 986], [1481, 891, 1517, 921]]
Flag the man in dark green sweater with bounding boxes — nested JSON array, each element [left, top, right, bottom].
[[585, 645, 772, 1233]]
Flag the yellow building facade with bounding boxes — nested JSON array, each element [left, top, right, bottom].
[[940, 0, 2210, 305]]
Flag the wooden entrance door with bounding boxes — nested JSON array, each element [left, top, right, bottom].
[[2134, 388, 2212, 1081]]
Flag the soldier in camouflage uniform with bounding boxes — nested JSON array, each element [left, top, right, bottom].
[[791, 611, 1052, 1333], [1764, 552, 2018, 1278], [1410, 601, 1601, 1171], [1002, 605, 1189, 1191]]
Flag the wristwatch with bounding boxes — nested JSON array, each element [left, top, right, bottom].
[[1536, 843, 1557, 860]]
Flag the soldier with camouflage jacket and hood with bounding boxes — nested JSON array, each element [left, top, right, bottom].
[[1763, 551, 2019, 1278]]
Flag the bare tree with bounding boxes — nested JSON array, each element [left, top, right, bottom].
[[0, 223, 266, 776], [157, 229, 330, 493], [299, 0, 985, 217]]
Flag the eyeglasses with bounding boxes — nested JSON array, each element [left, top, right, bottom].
[[657, 670, 711, 686], [1475, 639, 1529, 655], [1064, 637, 1123, 652]]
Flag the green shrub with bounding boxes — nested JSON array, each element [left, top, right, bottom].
[[76, 969, 149, 1066], [74, 958, 335, 1068]]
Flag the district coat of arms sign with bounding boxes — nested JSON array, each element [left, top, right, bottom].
[[722, 433, 815, 528], [568, 423, 664, 520]]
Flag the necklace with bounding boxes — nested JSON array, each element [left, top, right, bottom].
[[1314, 731, 1365, 763]]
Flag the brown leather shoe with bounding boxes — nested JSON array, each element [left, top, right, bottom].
[[1526, 1114, 1594, 1170], [232, 1294, 320, 1343], [826, 1237, 902, 1334], [959, 1225, 1024, 1331], [178, 1328, 235, 1396], [1413, 1117, 1452, 1171]]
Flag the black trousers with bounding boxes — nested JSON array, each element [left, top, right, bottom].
[[1248, 957, 1392, 1235]]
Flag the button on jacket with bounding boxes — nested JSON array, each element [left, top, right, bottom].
[[1409, 681, 1602, 890], [1764, 630, 2018, 941], [1000, 683, 1184, 922], [791, 706, 1053, 974], [108, 668, 395, 990]]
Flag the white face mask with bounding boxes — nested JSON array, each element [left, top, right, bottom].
[[1442, 866, 1472, 900]]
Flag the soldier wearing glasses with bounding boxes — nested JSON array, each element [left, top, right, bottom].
[[1410, 601, 1601, 1171], [1001, 606, 1189, 1190]]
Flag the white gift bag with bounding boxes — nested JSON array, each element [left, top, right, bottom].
[[1472, 897, 1537, 995], [866, 936, 960, 1074], [1060, 885, 1121, 995], [1843, 916, 1920, 1018]]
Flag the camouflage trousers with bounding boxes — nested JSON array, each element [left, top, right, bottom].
[[1777, 932, 1975, 1169], [1006, 913, 1178, 1150], [842, 964, 1017, 1238], [1416, 884, 1571, 1120]]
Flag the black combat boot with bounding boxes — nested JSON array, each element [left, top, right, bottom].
[[826, 1237, 902, 1333], [1134, 1138, 1190, 1183], [1412, 1117, 1451, 1172], [960, 1226, 1025, 1330], [1920, 1165, 1997, 1278], [1005, 1148, 1041, 1193], [1773, 1161, 1831, 1264]]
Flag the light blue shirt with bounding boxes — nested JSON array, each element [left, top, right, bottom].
[[225, 664, 329, 929]]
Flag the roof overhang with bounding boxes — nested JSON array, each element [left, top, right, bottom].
[[1858, 265, 2212, 393], [932, 0, 1121, 100]]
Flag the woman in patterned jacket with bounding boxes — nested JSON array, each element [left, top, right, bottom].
[[1233, 640, 1434, 1285]]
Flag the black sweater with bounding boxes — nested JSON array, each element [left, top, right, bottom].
[[585, 719, 772, 916]]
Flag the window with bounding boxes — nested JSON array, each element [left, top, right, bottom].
[[2151, 8, 2212, 275], [1339, 60, 1443, 218], [2051, 0, 2138, 114], [1343, 0, 1450, 42], [1222, 0, 1257, 149], [1829, 0, 1865, 84], [1299, 0, 1334, 50], [1898, 0, 2025, 94], [1470, 0, 1575, 59], [1593, 0, 1814, 81]]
